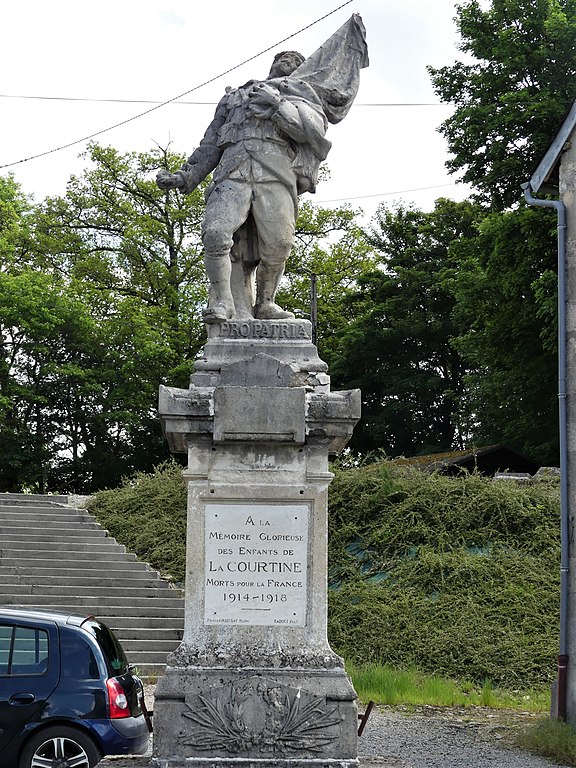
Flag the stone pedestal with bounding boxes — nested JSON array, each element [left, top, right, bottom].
[[153, 319, 361, 768]]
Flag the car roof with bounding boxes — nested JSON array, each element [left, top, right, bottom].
[[0, 607, 93, 628]]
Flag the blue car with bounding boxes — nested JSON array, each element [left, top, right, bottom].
[[0, 608, 151, 768]]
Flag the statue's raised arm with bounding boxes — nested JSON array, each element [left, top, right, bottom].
[[156, 14, 368, 325]]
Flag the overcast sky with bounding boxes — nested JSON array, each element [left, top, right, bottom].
[[1, 0, 474, 220]]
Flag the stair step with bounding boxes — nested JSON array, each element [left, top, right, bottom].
[[0, 565, 161, 581], [0, 582, 177, 596], [0, 528, 109, 541], [0, 510, 96, 522], [5, 597, 185, 614], [125, 650, 173, 663], [99, 616, 184, 630], [121, 639, 180, 652], [0, 506, 83, 517], [0, 494, 68, 506], [0, 496, 185, 674], [0, 541, 131, 554], [0, 555, 147, 569], [0, 572, 166, 588], [0, 517, 101, 529], [113, 627, 183, 641]]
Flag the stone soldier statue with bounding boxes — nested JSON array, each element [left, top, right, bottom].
[[157, 14, 368, 324]]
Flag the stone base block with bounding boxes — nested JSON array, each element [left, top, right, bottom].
[[154, 759, 359, 768], [153, 665, 358, 768]]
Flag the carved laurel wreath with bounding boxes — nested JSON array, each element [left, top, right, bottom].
[[181, 680, 341, 754]]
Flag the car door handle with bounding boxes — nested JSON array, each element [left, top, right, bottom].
[[9, 693, 36, 705]]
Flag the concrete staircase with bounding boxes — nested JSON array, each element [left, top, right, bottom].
[[0, 493, 184, 678]]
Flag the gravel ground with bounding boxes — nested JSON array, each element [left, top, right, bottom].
[[357, 705, 572, 768], [100, 692, 573, 768]]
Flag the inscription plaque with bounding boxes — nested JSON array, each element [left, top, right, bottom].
[[204, 502, 309, 626], [214, 320, 310, 340]]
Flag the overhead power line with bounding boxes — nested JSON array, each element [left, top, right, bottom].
[[316, 183, 461, 204], [0, 0, 353, 171], [0, 93, 444, 108]]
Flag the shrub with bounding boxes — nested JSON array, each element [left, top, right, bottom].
[[87, 461, 187, 583], [327, 463, 560, 688], [86, 459, 561, 687]]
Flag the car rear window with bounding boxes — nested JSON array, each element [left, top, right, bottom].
[[82, 619, 129, 675], [0, 623, 49, 676], [60, 627, 100, 680]]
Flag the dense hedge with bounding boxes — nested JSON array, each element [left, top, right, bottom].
[[327, 463, 560, 687], [87, 462, 187, 584], [87, 460, 561, 687]]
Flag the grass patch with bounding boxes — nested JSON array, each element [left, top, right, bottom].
[[516, 718, 576, 765], [348, 663, 550, 711]]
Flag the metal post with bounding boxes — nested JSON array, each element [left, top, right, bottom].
[[522, 182, 569, 720], [310, 272, 318, 347]]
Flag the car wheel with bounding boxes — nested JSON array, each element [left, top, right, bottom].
[[19, 725, 101, 768]]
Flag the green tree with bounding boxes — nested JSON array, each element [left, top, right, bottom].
[[35, 143, 210, 490], [330, 198, 485, 457], [429, 0, 576, 208], [0, 263, 186, 492], [0, 147, 379, 491], [450, 204, 559, 464], [426, 0, 572, 465], [0, 268, 94, 491], [46, 291, 185, 492], [0, 178, 46, 489], [279, 200, 376, 360], [0, 145, 210, 492], [35, 142, 208, 383], [0, 175, 34, 266]]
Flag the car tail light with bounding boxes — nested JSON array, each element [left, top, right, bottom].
[[107, 677, 130, 718]]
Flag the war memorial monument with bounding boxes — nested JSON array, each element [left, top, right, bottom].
[[153, 15, 368, 768]]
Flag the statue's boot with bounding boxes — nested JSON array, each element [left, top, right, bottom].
[[203, 252, 235, 323], [254, 262, 295, 320]]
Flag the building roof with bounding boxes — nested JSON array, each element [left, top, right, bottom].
[[392, 444, 540, 476], [530, 100, 576, 194]]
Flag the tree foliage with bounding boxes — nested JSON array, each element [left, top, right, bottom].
[[411, 0, 571, 465], [0, 175, 33, 264], [280, 200, 377, 360], [429, 0, 576, 208], [449, 204, 559, 464], [0, 268, 86, 490], [330, 198, 485, 457], [326, 196, 560, 464], [36, 143, 208, 376], [0, 147, 374, 492], [0, 146, 209, 492]]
